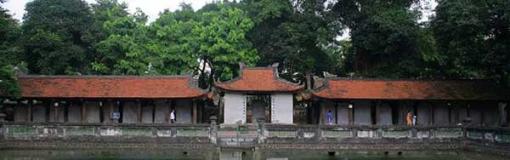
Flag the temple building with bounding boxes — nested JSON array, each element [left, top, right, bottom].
[[0, 67, 509, 127], [311, 78, 510, 127], [8, 75, 207, 124], [215, 65, 304, 124]]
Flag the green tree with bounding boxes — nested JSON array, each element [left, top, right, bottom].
[[431, 0, 510, 85], [90, 0, 130, 43], [22, 0, 94, 75], [150, 3, 258, 81], [195, 4, 258, 80], [147, 4, 200, 75], [330, 0, 435, 78], [241, 0, 341, 82], [91, 0, 150, 75], [0, 0, 21, 97]]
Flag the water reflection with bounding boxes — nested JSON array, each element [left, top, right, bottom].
[[0, 149, 508, 160]]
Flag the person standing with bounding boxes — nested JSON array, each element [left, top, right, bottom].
[[170, 109, 176, 124], [406, 111, 413, 126], [327, 110, 334, 125]]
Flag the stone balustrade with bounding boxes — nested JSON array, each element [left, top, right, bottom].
[[0, 122, 211, 142], [1, 122, 510, 149]]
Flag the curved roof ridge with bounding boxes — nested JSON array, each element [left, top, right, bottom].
[[16, 75, 206, 99], [325, 77, 495, 82], [18, 75, 192, 79], [312, 78, 510, 101], [215, 66, 304, 92]]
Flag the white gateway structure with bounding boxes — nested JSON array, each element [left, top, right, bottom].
[[215, 65, 304, 124]]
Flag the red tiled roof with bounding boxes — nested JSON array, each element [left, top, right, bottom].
[[17, 76, 206, 99], [215, 67, 304, 92], [313, 79, 510, 101]]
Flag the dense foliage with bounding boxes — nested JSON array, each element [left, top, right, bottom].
[[431, 0, 510, 83], [0, 0, 21, 97], [0, 0, 509, 95]]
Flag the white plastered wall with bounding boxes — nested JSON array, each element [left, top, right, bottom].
[[223, 93, 246, 124], [271, 93, 293, 124]]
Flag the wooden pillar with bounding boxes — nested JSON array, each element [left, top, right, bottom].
[[192, 100, 198, 124], [138, 100, 142, 123], [429, 103, 434, 126], [53, 101, 59, 122], [334, 102, 338, 124], [64, 101, 68, 123], [375, 101, 380, 126], [166, 100, 171, 123], [319, 102, 324, 124], [81, 101, 86, 123], [27, 100, 33, 122], [197, 102, 202, 123], [348, 103, 354, 125], [109, 100, 117, 123]]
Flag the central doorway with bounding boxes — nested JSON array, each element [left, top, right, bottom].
[[246, 94, 271, 123]]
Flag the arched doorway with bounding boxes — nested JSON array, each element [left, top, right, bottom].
[[246, 94, 271, 123]]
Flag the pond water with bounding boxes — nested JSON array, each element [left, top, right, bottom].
[[0, 149, 508, 160]]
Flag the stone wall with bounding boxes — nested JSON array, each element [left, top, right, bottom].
[[67, 103, 82, 123], [14, 104, 28, 122], [337, 103, 350, 125], [378, 103, 392, 125], [141, 104, 153, 124], [1, 123, 510, 157], [483, 103, 499, 127], [101, 101, 118, 124], [416, 103, 431, 126], [271, 94, 293, 124], [49, 105, 65, 123], [123, 101, 140, 124], [84, 101, 101, 123], [32, 104, 47, 123], [0, 124, 211, 144], [353, 101, 371, 125], [320, 101, 335, 124], [154, 100, 169, 124], [175, 100, 192, 124], [223, 93, 245, 124], [433, 104, 449, 125]]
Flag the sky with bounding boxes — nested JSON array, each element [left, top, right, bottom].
[[3, 0, 216, 22]]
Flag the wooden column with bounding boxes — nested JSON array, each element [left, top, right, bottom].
[[44, 101, 50, 122], [53, 101, 59, 122], [334, 102, 338, 124], [429, 103, 434, 126], [192, 100, 198, 124], [348, 103, 354, 125], [64, 102, 68, 123], [198, 102, 202, 123], [375, 101, 380, 126], [107, 100, 113, 124], [27, 100, 33, 122], [318, 102, 323, 124], [81, 101, 86, 123], [137, 100, 142, 123]]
